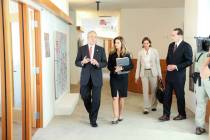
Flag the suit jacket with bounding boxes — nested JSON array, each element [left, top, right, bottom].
[[135, 48, 162, 80], [166, 41, 193, 82], [107, 52, 133, 77], [75, 44, 107, 86]]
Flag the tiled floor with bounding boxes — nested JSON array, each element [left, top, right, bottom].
[[33, 80, 208, 140]]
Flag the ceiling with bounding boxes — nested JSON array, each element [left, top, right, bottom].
[[69, 0, 185, 10]]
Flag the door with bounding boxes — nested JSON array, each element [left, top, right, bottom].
[[2, 0, 42, 139], [0, 0, 6, 139], [24, 4, 43, 135], [28, 7, 37, 130], [2, 1, 35, 139], [9, 1, 24, 139]]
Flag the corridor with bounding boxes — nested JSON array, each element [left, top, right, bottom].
[[33, 80, 208, 140], [1, 0, 210, 139]]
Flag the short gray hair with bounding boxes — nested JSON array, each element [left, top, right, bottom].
[[87, 31, 97, 37]]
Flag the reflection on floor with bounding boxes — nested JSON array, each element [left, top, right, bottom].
[[0, 113, 22, 140], [13, 121, 22, 140], [32, 128, 38, 136], [33, 80, 208, 140]]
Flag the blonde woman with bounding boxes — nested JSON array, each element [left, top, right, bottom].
[[135, 37, 162, 114], [108, 36, 133, 124]]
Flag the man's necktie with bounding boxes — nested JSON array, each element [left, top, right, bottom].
[[89, 47, 92, 58], [173, 44, 177, 53]]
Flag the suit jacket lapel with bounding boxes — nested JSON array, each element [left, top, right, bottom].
[[93, 45, 97, 59], [177, 41, 184, 48]]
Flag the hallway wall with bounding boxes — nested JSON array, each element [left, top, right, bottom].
[[41, 9, 70, 127], [69, 8, 80, 85], [120, 8, 184, 59], [23, 0, 71, 127]]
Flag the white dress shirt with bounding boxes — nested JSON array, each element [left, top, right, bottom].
[[143, 48, 152, 69], [176, 39, 183, 48]]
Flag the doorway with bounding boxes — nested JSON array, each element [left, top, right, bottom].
[[1, 0, 43, 139]]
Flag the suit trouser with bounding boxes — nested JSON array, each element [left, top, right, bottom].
[[195, 79, 210, 128], [80, 77, 102, 123], [163, 78, 186, 117], [141, 70, 158, 110]]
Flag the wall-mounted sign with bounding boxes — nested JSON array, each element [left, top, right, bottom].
[[44, 33, 50, 57]]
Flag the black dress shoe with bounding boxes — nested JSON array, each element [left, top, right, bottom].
[[143, 111, 149, 114], [90, 122, 98, 127], [195, 127, 206, 135], [118, 118, 123, 122], [158, 115, 170, 122], [173, 115, 186, 120], [151, 108, 157, 111], [111, 120, 118, 124]]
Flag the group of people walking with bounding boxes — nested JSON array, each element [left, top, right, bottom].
[[75, 28, 210, 135]]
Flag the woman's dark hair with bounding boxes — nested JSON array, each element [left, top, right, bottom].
[[142, 37, 152, 48], [202, 40, 210, 52]]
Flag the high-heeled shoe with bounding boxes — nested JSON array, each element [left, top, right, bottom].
[[118, 118, 123, 122], [111, 118, 118, 124]]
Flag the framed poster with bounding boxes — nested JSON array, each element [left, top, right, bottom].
[[54, 31, 67, 99], [44, 33, 50, 57]]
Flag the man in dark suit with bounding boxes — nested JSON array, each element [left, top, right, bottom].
[[159, 28, 193, 121], [75, 31, 107, 127]]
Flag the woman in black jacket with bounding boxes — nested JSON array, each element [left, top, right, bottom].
[[107, 36, 133, 124]]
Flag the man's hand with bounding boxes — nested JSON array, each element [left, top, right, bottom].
[[81, 56, 90, 65], [91, 59, 99, 66], [167, 65, 177, 71], [157, 76, 162, 80], [115, 66, 123, 72]]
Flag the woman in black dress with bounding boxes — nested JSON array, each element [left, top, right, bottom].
[[107, 36, 133, 124]]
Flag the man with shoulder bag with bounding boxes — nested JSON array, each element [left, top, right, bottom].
[[194, 40, 210, 135]]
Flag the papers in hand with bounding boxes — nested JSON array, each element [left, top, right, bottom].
[[116, 57, 130, 75]]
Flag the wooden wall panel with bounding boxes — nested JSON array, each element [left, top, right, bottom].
[[32, 0, 72, 25], [18, 4, 27, 140], [34, 10, 43, 128], [22, 4, 32, 140], [0, 0, 7, 139], [2, 0, 14, 139], [128, 59, 142, 93]]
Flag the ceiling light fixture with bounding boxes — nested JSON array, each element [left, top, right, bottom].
[[96, 0, 100, 11]]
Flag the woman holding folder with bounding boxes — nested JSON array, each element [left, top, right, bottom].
[[108, 36, 133, 124], [135, 37, 162, 114]]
